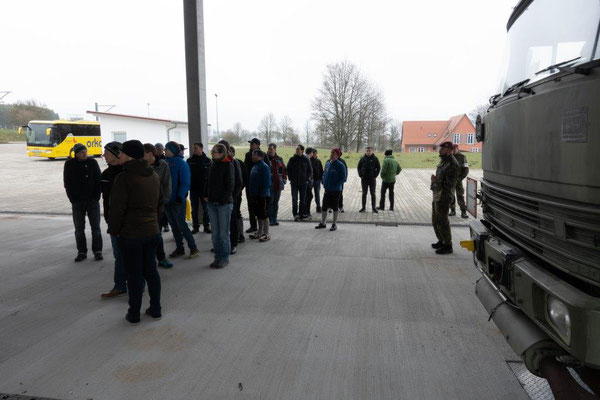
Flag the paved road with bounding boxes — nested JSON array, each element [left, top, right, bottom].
[[0, 214, 527, 400], [0, 143, 482, 225]]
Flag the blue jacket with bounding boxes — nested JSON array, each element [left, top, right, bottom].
[[166, 154, 191, 204], [248, 160, 272, 197], [322, 159, 347, 192]]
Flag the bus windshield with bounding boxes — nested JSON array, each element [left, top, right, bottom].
[[497, 0, 600, 94], [26, 123, 55, 147]]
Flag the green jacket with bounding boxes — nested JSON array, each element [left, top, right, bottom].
[[380, 155, 401, 183], [431, 154, 459, 203]]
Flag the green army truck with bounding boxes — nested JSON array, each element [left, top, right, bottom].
[[463, 0, 600, 396]]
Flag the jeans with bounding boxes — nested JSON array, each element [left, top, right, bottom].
[[313, 180, 321, 208], [190, 190, 210, 229], [72, 200, 102, 254], [268, 189, 282, 223], [207, 203, 233, 262], [165, 201, 197, 251], [380, 182, 395, 209], [110, 234, 127, 293], [361, 178, 377, 209], [291, 183, 308, 217], [118, 235, 161, 317]]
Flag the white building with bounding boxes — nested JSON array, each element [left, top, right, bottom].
[[87, 111, 189, 149]]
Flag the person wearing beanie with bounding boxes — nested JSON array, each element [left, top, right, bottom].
[[100, 141, 128, 299], [377, 149, 402, 211], [63, 143, 103, 262], [164, 141, 199, 259], [155, 143, 166, 160], [108, 139, 164, 324], [337, 150, 347, 212], [243, 138, 268, 233], [315, 147, 346, 231]]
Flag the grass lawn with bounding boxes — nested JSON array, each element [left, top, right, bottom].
[[0, 129, 25, 143], [226, 144, 482, 169]]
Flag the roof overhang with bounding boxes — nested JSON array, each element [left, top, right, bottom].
[[86, 111, 187, 125]]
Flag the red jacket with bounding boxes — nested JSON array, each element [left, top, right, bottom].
[[268, 153, 287, 192]]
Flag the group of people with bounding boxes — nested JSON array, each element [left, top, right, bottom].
[[62, 137, 468, 323]]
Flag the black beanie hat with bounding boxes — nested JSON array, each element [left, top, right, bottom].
[[121, 140, 145, 159], [73, 143, 87, 155], [104, 141, 122, 158]]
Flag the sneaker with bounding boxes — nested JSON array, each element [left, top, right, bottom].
[[145, 307, 162, 320], [189, 249, 200, 259], [259, 235, 270, 242], [372, 208, 378, 214], [101, 289, 127, 300], [330, 224, 337, 231], [316, 206, 322, 213], [230, 246, 237, 255], [238, 236, 246, 243], [273, 221, 279, 226], [94, 252, 103, 261], [214, 259, 229, 269], [340, 207, 345, 213], [315, 223, 326, 229], [431, 241, 444, 249], [246, 227, 257, 233], [449, 209, 457, 216], [303, 214, 312, 219], [74, 253, 87, 262], [158, 259, 174, 269], [294, 216, 300, 222], [435, 246, 453, 255], [269, 222, 276, 226], [461, 210, 469, 219], [209, 259, 218, 268], [169, 249, 185, 258], [359, 208, 366, 213], [125, 312, 140, 325], [191, 227, 199, 234], [377, 206, 384, 210], [204, 226, 211, 234], [249, 233, 261, 239]]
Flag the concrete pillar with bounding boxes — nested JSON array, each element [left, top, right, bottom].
[[183, 0, 209, 149]]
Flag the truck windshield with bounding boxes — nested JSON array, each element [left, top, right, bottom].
[[497, 0, 600, 94], [25, 123, 55, 147]]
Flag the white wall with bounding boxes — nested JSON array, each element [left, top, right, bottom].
[[97, 115, 189, 150]]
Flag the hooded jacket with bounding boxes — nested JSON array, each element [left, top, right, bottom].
[[166, 153, 191, 204], [107, 159, 164, 238], [205, 156, 235, 204], [64, 157, 102, 203], [187, 152, 211, 193], [380, 155, 402, 183]]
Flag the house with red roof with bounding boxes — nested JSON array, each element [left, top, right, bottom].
[[400, 114, 481, 153]]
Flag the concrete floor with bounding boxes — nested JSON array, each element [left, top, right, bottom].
[[0, 214, 528, 400]]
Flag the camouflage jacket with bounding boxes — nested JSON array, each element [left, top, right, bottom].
[[431, 154, 459, 202], [454, 151, 469, 180]]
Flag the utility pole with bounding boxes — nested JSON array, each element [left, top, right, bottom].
[[215, 93, 219, 137], [183, 0, 209, 150], [147, 103, 150, 117], [94, 102, 116, 121]]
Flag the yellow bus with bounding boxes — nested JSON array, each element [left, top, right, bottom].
[[20, 120, 102, 159]]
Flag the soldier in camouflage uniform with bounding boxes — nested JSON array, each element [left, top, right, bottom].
[[450, 144, 470, 219], [430, 141, 459, 254]]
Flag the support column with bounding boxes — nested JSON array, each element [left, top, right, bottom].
[[183, 0, 209, 149]]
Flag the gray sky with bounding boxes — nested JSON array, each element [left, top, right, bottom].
[[1, 0, 516, 132]]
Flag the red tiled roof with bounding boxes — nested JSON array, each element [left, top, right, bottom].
[[402, 114, 473, 146]]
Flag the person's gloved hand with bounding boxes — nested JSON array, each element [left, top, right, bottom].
[[175, 196, 183, 204]]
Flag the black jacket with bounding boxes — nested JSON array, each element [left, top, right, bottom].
[[63, 157, 102, 203], [357, 154, 381, 180], [205, 156, 235, 204], [187, 153, 211, 193], [286, 154, 313, 185], [310, 157, 324, 181], [100, 164, 123, 224], [232, 158, 243, 199]]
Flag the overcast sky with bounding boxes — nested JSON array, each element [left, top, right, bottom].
[[1, 0, 516, 132]]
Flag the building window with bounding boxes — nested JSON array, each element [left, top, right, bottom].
[[453, 133, 461, 144], [433, 133, 437, 137], [466, 133, 475, 144], [427, 133, 432, 137], [112, 131, 127, 142], [409, 147, 416, 153], [418, 147, 425, 153], [471, 147, 480, 153], [169, 130, 182, 143]]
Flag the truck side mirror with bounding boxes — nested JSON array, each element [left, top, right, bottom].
[[475, 114, 485, 142]]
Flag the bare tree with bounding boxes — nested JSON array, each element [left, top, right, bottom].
[[258, 113, 277, 144], [304, 120, 312, 146], [279, 115, 295, 145], [468, 103, 489, 123]]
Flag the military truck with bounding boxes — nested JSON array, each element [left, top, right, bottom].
[[462, 0, 600, 396]]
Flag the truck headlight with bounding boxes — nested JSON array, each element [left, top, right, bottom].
[[547, 296, 571, 343]]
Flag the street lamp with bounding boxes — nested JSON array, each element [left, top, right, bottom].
[[214, 93, 219, 137]]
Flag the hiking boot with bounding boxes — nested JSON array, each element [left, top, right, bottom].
[[449, 209, 456, 216], [169, 249, 185, 258], [191, 227, 199, 234], [435, 245, 453, 255], [259, 235, 270, 242], [431, 241, 444, 249], [158, 259, 173, 269], [214, 259, 229, 269], [245, 227, 257, 233], [294, 216, 301, 222], [330, 224, 337, 231], [230, 246, 237, 255], [101, 289, 127, 300], [461, 210, 469, 219], [204, 226, 211, 234], [359, 208, 366, 213], [74, 253, 87, 262], [372, 208, 379, 214], [315, 223, 326, 229], [125, 312, 140, 325], [189, 249, 200, 259], [94, 252, 103, 261], [249, 232, 261, 239], [145, 307, 162, 320]]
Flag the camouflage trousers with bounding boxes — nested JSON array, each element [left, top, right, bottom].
[[450, 178, 466, 211], [432, 200, 452, 246]]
